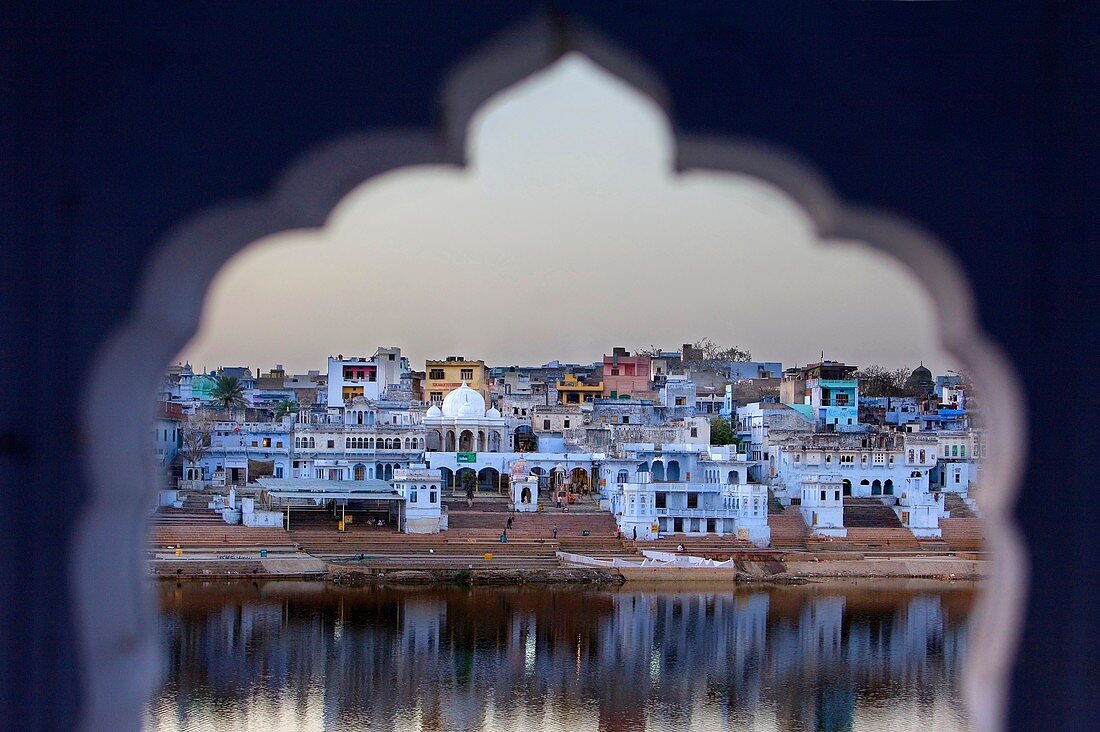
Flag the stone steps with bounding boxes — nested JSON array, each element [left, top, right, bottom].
[[940, 517, 984, 552], [843, 498, 905, 528], [768, 506, 810, 549], [943, 492, 978, 518]]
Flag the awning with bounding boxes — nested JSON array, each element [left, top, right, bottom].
[[256, 478, 404, 503]]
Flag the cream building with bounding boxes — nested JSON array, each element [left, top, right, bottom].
[[424, 357, 489, 405]]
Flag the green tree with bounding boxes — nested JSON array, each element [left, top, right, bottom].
[[210, 374, 248, 414], [710, 417, 737, 446], [273, 399, 299, 420]]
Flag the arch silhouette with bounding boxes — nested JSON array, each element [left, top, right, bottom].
[[76, 15, 1025, 732]]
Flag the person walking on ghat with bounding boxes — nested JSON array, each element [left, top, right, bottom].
[[507, 515, 513, 530], [632, 526, 637, 541], [552, 525, 558, 539]]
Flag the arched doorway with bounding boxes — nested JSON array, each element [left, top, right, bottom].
[[457, 468, 477, 495], [842, 479, 852, 496], [445, 430, 456, 451], [513, 425, 536, 452], [727, 469, 739, 484], [439, 467, 454, 492], [570, 467, 589, 493], [666, 460, 680, 482], [549, 467, 567, 493], [73, 18, 1025, 730], [883, 479, 894, 495], [871, 479, 882, 496], [478, 467, 500, 492], [353, 464, 366, 481], [459, 430, 475, 452], [530, 466, 545, 493], [651, 460, 665, 482]]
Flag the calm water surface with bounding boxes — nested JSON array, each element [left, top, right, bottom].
[[145, 580, 976, 732]]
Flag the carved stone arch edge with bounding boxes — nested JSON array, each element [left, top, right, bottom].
[[76, 15, 1026, 732]]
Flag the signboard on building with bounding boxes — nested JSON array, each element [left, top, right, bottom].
[[457, 452, 477, 463]]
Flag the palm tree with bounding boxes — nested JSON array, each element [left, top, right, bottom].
[[273, 398, 299, 420], [210, 375, 248, 416]]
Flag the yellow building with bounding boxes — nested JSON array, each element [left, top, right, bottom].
[[556, 374, 603, 405], [424, 357, 489, 405]]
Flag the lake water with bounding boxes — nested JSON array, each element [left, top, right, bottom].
[[145, 580, 976, 732]]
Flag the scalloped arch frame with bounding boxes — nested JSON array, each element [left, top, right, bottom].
[[76, 16, 1027, 732]]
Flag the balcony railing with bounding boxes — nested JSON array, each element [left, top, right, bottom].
[[654, 507, 746, 519]]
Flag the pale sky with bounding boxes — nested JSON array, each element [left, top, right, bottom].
[[180, 55, 955, 376]]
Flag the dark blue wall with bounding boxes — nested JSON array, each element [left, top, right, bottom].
[[2, 2, 1096, 729]]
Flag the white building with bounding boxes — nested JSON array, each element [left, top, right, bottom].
[[423, 382, 507, 453], [393, 468, 445, 534], [770, 431, 939, 502], [735, 402, 814, 481], [798, 475, 846, 537], [600, 444, 770, 546], [326, 355, 382, 407]]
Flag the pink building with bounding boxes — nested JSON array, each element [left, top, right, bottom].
[[602, 348, 652, 399]]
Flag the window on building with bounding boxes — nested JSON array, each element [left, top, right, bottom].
[[675, 397, 686, 406], [409, 490, 417, 503], [821, 490, 827, 501], [564, 419, 570, 428], [275, 441, 282, 448], [251, 440, 258, 448], [543, 419, 551, 430], [955, 473, 961, 483], [687, 493, 698, 508], [430, 490, 437, 503], [430, 391, 443, 403], [690, 428, 698, 437], [622, 416, 630, 424], [655, 492, 667, 508], [429, 369, 444, 380], [794, 454, 800, 463], [327, 440, 335, 449], [263, 437, 271, 448], [460, 368, 473, 381]]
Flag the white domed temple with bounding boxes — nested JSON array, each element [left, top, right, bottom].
[[424, 382, 507, 452]]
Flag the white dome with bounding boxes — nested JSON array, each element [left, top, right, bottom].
[[486, 407, 501, 419], [440, 382, 486, 419], [425, 404, 442, 418]]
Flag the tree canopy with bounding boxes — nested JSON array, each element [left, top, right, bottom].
[[273, 399, 300, 420], [854, 365, 922, 397], [710, 417, 737, 446], [210, 374, 248, 411]]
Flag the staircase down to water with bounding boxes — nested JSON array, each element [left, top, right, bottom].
[[843, 498, 904, 528], [767, 506, 810, 550]]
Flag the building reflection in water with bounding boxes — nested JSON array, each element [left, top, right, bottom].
[[147, 581, 975, 732]]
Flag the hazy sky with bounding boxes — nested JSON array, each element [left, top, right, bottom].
[[180, 55, 954, 376]]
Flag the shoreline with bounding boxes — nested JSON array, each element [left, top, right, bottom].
[[149, 552, 987, 586]]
